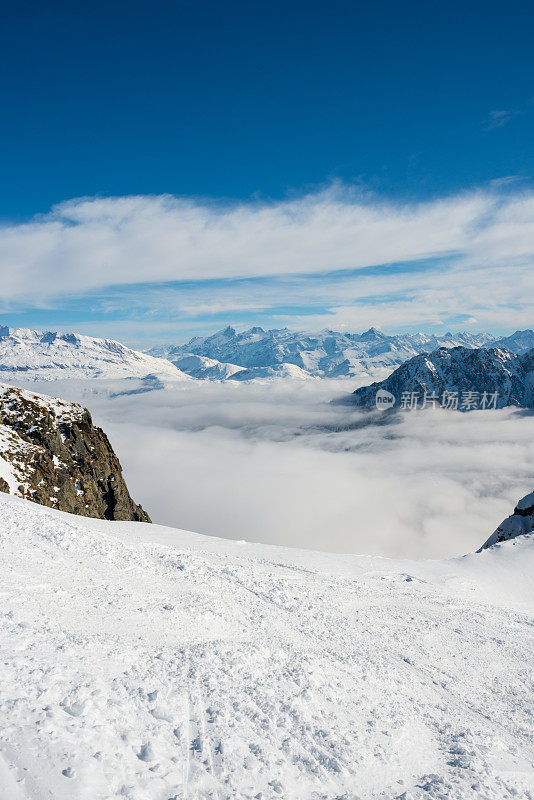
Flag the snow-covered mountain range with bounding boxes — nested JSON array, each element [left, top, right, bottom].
[[148, 326, 505, 380], [351, 345, 534, 410], [0, 323, 532, 385], [0, 492, 532, 799], [0, 326, 188, 382]]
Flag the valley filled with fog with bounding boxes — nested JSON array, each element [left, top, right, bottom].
[[23, 375, 534, 558]]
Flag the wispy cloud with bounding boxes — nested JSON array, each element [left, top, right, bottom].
[[484, 108, 520, 130]]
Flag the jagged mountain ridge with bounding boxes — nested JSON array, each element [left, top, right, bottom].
[[0, 324, 530, 384], [0, 384, 150, 521], [351, 345, 534, 410], [148, 325, 496, 380], [0, 326, 188, 382], [489, 329, 534, 355]]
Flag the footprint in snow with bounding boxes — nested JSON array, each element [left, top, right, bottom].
[[60, 700, 86, 717], [62, 767, 75, 778], [137, 742, 156, 762]]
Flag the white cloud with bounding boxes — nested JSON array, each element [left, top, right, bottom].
[[1, 186, 534, 307], [1, 185, 533, 342], [78, 256, 533, 342]]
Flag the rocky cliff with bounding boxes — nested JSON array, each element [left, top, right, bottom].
[[479, 491, 534, 550], [0, 384, 150, 521]]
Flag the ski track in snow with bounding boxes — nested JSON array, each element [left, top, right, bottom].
[[0, 494, 533, 799]]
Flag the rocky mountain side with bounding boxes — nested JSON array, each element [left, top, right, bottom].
[[488, 329, 534, 355], [0, 384, 150, 521], [0, 325, 188, 382], [148, 325, 495, 379], [350, 346, 534, 410], [480, 491, 534, 549]]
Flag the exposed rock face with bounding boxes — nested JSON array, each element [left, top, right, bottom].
[[350, 346, 534, 410], [479, 492, 534, 550], [0, 385, 150, 522]]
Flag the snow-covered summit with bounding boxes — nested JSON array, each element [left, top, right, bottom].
[[0, 493, 533, 799], [0, 326, 188, 382], [148, 326, 495, 380], [228, 362, 315, 382]]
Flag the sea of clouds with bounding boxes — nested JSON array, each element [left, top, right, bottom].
[[36, 377, 534, 560]]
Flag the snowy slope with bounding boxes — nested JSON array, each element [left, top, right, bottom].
[[229, 362, 315, 381], [351, 345, 534, 410], [0, 326, 188, 382], [0, 494, 533, 800], [148, 326, 495, 380], [169, 353, 246, 380], [168, 354, 314, 382]]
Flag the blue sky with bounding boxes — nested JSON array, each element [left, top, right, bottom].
[[0, 0, 533, 345]]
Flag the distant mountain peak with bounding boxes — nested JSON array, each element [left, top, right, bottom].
[[0, 325, 188, 382], [488, 329, 534, 355], [361, 326, 386, 338]]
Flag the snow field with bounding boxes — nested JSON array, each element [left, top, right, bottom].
[[0, 495, 533, 799]]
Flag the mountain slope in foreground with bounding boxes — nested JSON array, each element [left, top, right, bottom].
[[0, 495, 532, 799], [0, 326, 187, 382]]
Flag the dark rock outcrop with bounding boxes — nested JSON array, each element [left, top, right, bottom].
[[479, 492, 534, 550], [0, 385, 150, 522]]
